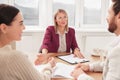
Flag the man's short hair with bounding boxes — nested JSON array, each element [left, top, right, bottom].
[[112, 0, 120, 15]]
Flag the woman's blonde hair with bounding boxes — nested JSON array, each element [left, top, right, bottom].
[[54, 9, 68, 32]]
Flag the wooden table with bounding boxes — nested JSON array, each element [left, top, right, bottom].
[[52, 56, 102, 80]]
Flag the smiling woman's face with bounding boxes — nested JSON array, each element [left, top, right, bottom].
[[55, 12, 68, 28], [5, 12, 25, 41]]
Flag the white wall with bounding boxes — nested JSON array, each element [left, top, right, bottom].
[[75, 30, 115, 56], [16, 31, 45, 63]]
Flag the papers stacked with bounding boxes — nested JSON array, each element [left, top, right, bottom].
[[52, 62, 74, 78]]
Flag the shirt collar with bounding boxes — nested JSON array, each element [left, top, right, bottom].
[[56, 29, 68, 34]]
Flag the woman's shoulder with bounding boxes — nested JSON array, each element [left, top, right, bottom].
[[10, 50, 28, 59], [68, 27, 75, 32], [46, 26, 56, 33], [4, 50, 28, 66], [47, 26, 55, 30]]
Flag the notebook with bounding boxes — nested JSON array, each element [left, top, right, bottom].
[[52, 62, 74, 78], [58, 54, 89, 64]]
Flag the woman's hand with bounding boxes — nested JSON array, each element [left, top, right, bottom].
[[34, 54, 49, 65], [74, 48, 84, 58], [48, 57, 56, 68], [75, 63, 90, 72]]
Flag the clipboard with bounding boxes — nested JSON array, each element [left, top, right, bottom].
[[57, 54, 89, 64]]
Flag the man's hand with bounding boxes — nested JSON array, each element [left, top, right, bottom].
[[71, 68, 85, 80], [75, 63, 90, 72]]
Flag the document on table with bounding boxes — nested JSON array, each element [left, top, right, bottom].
[[35, 62, 74, 78], [58, 54, 89, 64], [52, 62, 74, 78]]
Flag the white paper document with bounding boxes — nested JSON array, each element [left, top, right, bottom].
[[58, 54, 89, 64], [52, 62, 75, 78], [35, 62, 75, 78]]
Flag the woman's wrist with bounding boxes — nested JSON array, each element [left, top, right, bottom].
[[75, 48, 80, 51], [42, 49, 48, 54]]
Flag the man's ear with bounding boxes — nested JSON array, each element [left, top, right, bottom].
[[116, 12, 120, 24], [0, 23, 8, 34], [118, 12, 120, 19]]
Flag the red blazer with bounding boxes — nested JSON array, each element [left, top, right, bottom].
[[39, 26, 79, 53]]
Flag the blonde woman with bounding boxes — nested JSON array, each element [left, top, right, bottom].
[[35, 9, 84, 65]]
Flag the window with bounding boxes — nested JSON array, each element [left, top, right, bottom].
[[83, 0, 101, 24], [53, 0, 75, 27], [14, 0, 39, 26], [0, 0, 8, 4], [109, 0, 112, 6], [52, 0, 108, 29], [0, 0, 111, 30]]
